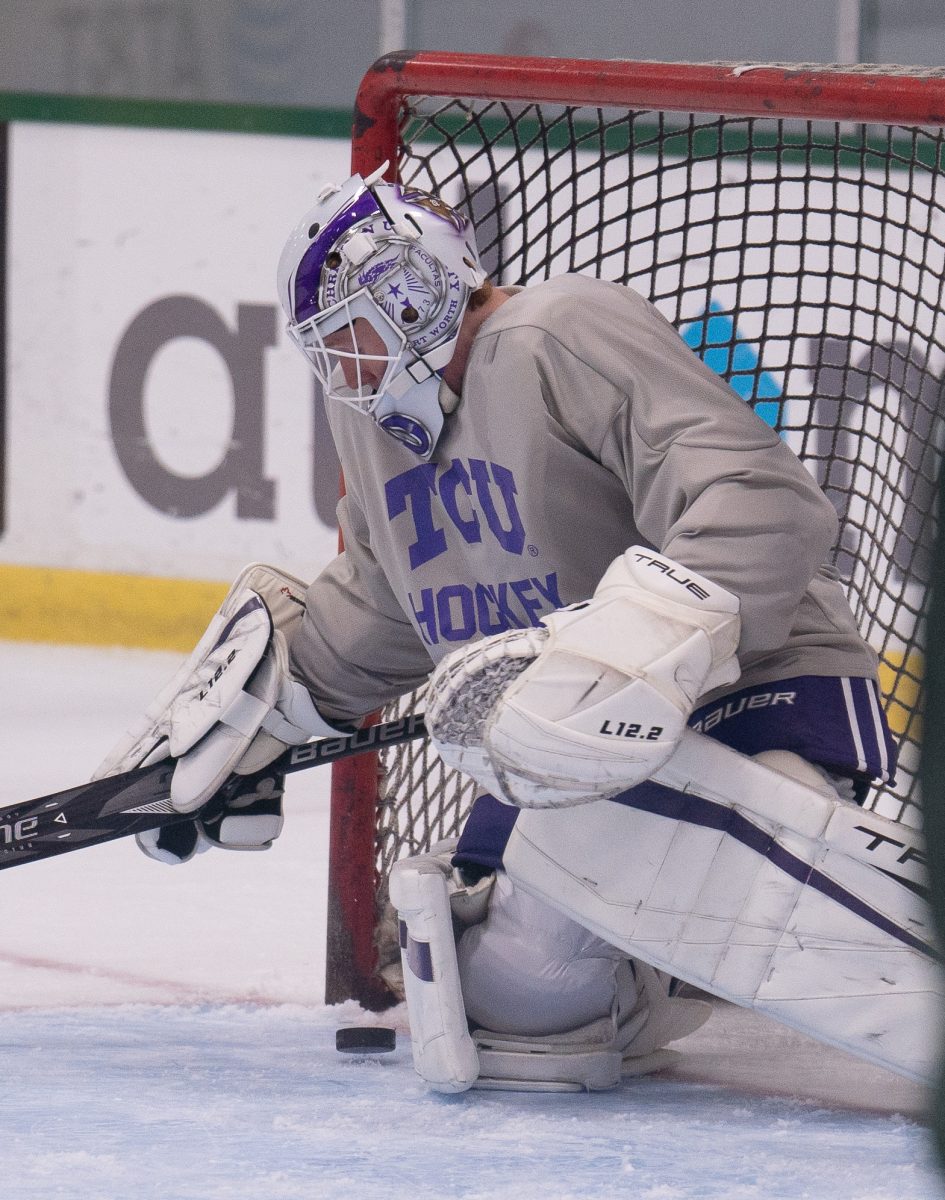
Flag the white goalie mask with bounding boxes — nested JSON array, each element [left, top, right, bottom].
[[277, 165, 487, 458]]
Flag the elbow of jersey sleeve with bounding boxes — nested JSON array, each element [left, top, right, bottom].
[[285, 630, 393, 728], [306, 693, 367, 727], [810, 490, 840, 563], [734, 568, 821, 657], [735, 599, 795, 656], [678, 532, 833, 658]]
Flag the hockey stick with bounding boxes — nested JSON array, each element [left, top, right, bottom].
[[2, 712, 926, 895], [0, 712, 428, 872]]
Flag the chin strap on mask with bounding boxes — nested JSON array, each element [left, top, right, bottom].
[[372, 355, 447, 459]]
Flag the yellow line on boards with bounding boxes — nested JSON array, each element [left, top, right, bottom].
[[878, 649, 923, 739], [0, 564, 229, 652]]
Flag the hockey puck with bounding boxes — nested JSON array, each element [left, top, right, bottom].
[[335, 1026, 397, 1054]]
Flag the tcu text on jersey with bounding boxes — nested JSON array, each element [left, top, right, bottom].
[[385, 458, 527, 569]]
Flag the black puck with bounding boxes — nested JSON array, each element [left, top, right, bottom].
[[335, 1026, 397, 1054]]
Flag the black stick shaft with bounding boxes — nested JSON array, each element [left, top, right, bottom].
[[0, 713, 429, 872]]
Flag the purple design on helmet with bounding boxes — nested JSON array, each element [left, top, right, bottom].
[[358, 257, 399, 288], [396, 185, 468, 234], [292, 189, 381, 323]]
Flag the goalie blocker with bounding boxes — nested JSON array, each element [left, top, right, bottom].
[[94, 561, 348, 864]]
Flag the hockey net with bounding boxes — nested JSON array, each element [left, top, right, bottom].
[[327, 54, 945, 1006]]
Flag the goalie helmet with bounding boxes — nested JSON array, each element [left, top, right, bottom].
[[277, 165, 487, 458]]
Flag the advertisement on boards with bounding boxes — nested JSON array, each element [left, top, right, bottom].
[[4, 122, 349, 591]]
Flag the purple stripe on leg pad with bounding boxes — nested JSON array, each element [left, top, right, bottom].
[[399, 919, 435, 982], [614, 781, 936, 959]]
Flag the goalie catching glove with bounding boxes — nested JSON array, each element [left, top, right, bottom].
[[427, 547, 741, 808], [93, 563, 348, 864]]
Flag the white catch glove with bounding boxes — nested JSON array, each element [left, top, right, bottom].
[[427, 546, 741, 808], [94, 563, 348, 863]]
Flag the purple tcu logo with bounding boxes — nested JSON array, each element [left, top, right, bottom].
[[358, 257, 399, 287], [385, 457, 526, 569]]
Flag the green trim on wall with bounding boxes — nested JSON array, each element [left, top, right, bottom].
[[406, 108, 945, 172], [0, 91, 353, 138]]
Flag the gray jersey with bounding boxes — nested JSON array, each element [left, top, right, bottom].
[[291, 274, 878, 722]]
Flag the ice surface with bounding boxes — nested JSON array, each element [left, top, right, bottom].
[[0, 640, 941, 1199]]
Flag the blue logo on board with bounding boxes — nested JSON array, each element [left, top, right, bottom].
[[681, 300, 782, 429]]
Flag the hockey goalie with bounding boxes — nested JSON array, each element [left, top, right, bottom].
[[97, 164, 939, 1093]]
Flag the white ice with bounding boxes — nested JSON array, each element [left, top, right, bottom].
[[0, 640, 941, 1200]]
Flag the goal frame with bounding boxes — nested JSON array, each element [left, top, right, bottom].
[[326, 51, 945, 1008]]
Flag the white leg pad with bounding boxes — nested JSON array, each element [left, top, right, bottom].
[[502, 735, 942, 1083], [390, 849, 713, 1093], [388, 851, 481, 1093]]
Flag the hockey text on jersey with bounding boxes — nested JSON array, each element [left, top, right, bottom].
[[408, 571, 563, 645]]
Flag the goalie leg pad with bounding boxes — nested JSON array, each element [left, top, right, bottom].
[[388, 849, 483, 1093], [391, 849, 711, 1092], [500, 735, 941, 1083]]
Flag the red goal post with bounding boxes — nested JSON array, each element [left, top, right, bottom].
[[326, 52, 945, 1007]]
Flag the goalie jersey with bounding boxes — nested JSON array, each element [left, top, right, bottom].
[[291, 273, 880, 739]]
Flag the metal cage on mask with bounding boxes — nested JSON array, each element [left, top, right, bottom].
[[280, 169, 486, 458]]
